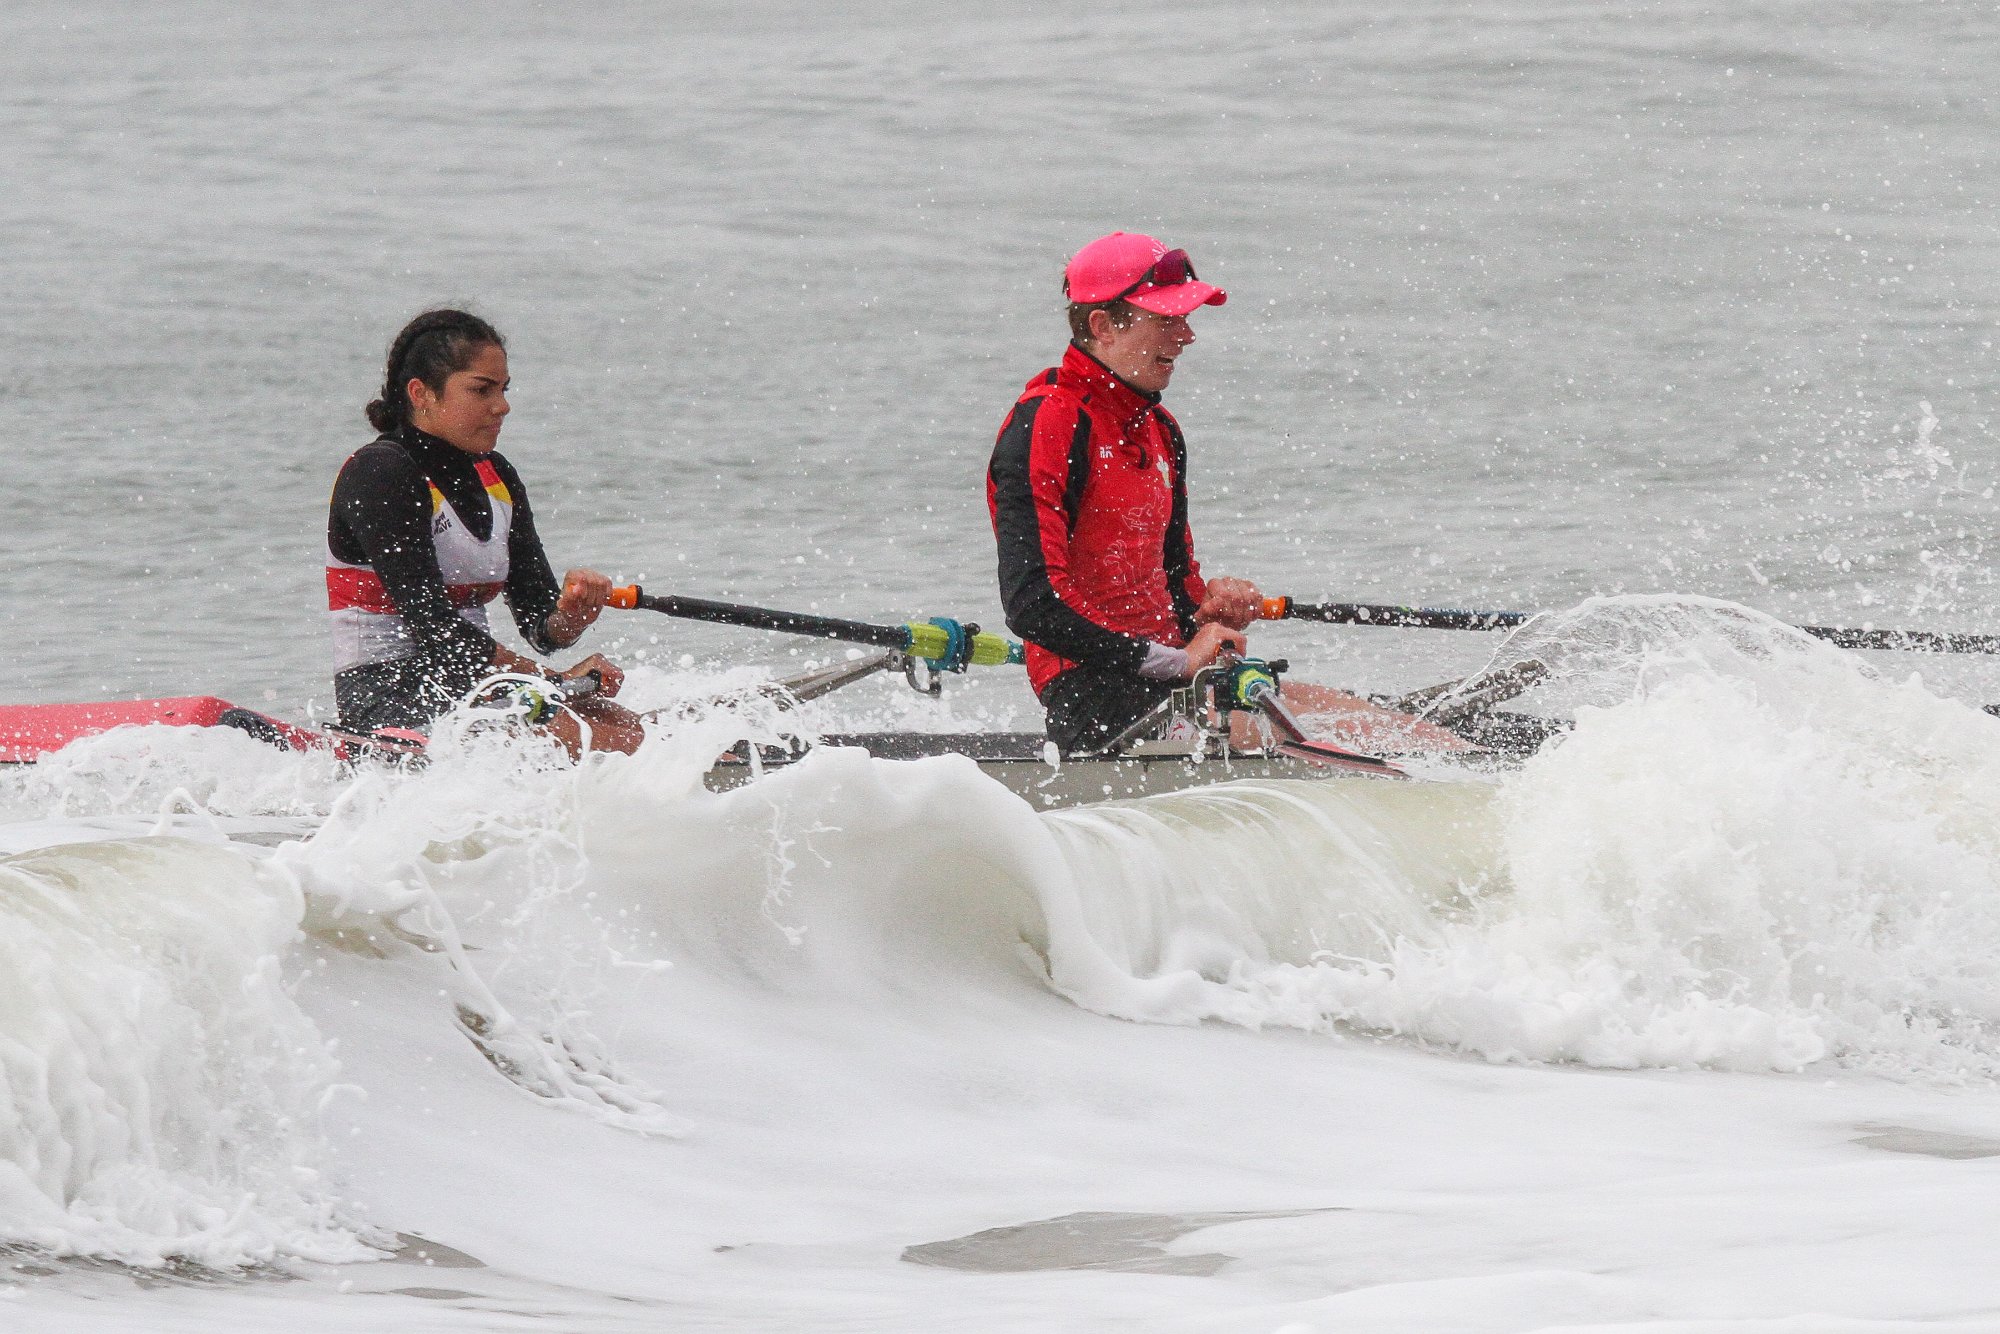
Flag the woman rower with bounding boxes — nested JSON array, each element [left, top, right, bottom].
[[327, 308, 644, 756]]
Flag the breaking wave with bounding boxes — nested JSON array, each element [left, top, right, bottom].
[[7, 599, 2000, 1270]]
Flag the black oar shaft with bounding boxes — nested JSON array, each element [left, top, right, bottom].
[[611, 586, 1026, 669], [626, 592, 910, 650], [1267, 597, 2000, 656], [1269, 599, 1529, 633], [1797, 624, 2000, 654]]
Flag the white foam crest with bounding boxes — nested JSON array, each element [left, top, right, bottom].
[[1476, 662, 2000, 1077], [1412, 595, 2000, 1074], [0, 724, 346, 822], [1012, 598, 2000, 1080], [19, 599, 1995, 1147], [1036, 780, 1500, 1028], [1453, 592, 1861, 718], [491, 613, 2000, 1082], [561, 738, 1491, 1053], [270, 697, 830, 1133], [577, 743, 1065, 1000], [0, 838, 375, 1269]]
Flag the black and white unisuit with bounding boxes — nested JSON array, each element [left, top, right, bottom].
[[325, 425, 564, 731]]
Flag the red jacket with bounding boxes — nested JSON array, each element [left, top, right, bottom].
[[987, 343, 1207, 694]]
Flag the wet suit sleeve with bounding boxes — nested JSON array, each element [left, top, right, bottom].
[[988, 394, 1151, 674], [488, 455, 564, 655], [1158, 412, 1207, 639], [331, 447, 501, 678]]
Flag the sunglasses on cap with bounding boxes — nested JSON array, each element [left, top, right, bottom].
[[1113, 249, 1197, 301]]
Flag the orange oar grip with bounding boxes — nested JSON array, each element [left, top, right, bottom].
[[608, 585, 640, 610], [1259, 596, 1292, 621]]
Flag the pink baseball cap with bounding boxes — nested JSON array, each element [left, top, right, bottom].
[[1062, 232, 1227, 317]]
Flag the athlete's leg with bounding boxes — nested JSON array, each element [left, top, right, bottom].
[[1040, 667, 1176, 755], [1240, 681, 1478, 753], [545, 697, 648, 758]]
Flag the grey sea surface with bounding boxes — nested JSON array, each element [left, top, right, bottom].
[[2, 0, 1996, 714]]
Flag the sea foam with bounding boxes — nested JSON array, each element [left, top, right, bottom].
[[0, 838, 374, 1268], [1033, 598, 2000, 1080], [8, 599, 2000, 1282]]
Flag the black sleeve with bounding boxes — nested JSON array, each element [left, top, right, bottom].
[[1159, 414, 1202, 640], [489, 455, 563, 654], [988, 397, 1151, 674], [331, 446, 500, 675]]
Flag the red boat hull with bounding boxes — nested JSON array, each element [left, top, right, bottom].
[[0, 697, 330, 764]]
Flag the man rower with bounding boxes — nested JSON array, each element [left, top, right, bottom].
[[986, 231, 1469, 755]]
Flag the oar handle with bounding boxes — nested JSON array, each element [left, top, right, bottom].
[[609, 586, 1025, 669]]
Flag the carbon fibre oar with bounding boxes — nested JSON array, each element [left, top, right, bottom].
[[1787, 624, 2000, 654], [1258, 598, 1527, 633], [1259, 597, 2000, 655], [608, 586, 1024, 671]]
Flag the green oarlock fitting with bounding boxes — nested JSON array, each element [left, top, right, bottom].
[[1228, 660, 1278, 708], [903, 619, 1025, 668], [904, 621, 950, 662]]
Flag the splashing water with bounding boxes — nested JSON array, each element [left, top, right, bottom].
[[9, 603, 2000, 1283], [0, 839, 379, 1268], [1034, 597, 2000, 1080]]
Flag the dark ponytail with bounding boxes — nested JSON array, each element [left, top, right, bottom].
[[366, 308, 507, 433]]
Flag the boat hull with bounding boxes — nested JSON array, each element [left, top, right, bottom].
[[707, 732, 1407, 807], [2, 704, 1555, 808]]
